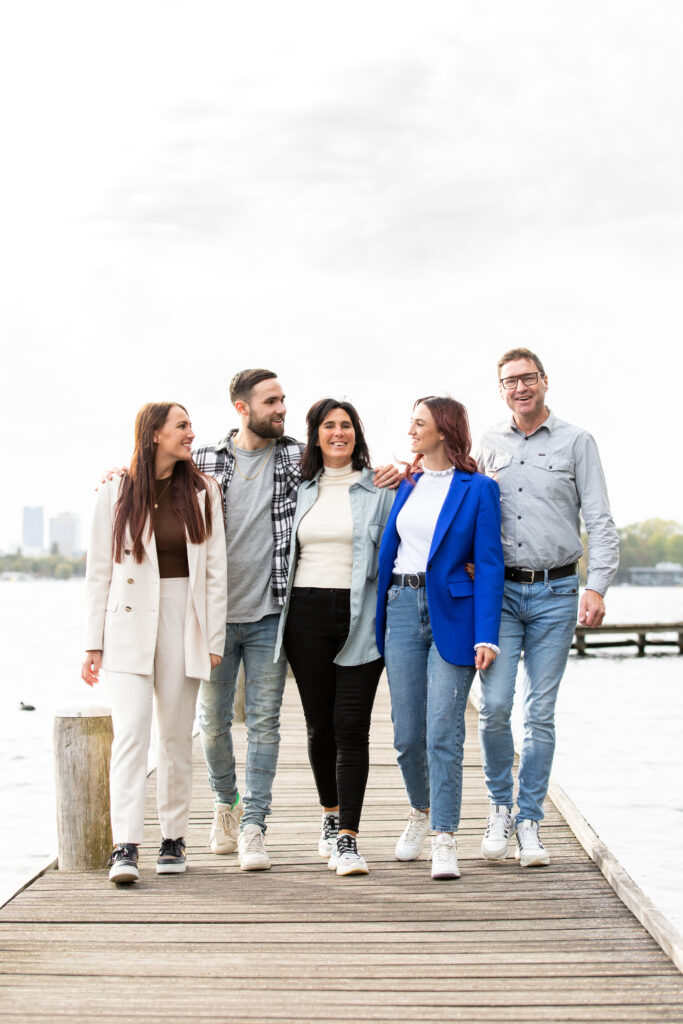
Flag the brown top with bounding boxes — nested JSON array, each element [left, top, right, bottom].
[[153, 478, 189, 579]]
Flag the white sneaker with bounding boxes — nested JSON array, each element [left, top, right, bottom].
[[395, 807, 430, 861], [328, 835, 369, 876], [237, 824, 271, 870], [481, 802, 515, 860], [515, 819, 550, 867], [318, 812, 339, 859], [430, 833, 460, 880], [209, 798, 243, 855]]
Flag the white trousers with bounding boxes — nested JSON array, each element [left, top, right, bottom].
[[105, 578, 200, 844]]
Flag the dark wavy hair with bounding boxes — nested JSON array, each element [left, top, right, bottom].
[[299, 398, 372, 481], [404, 395, 478, 481], [112, 402, 215, 563]]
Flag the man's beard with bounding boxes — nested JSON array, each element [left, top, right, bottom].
[[247, 412, 285, 439]]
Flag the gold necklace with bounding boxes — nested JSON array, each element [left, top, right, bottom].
[[233, 442, 275, 481], [154, 477, 173, 509]]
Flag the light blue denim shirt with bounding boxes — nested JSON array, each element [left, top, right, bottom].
[[274, 467, 395, 666]]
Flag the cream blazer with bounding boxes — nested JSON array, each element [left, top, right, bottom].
[[84, 477, 227, 679]]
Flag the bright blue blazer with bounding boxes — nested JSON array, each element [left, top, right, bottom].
[[375, 471, 504, 666]]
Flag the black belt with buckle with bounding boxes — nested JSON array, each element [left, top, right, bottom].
[[392, 572, 426, 588], [504, 562, 577, 585]]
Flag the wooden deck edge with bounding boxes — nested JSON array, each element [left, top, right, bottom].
[[469, 681, 683, 974], [0, 857, 57, 911], [547, 776, 683, 975]]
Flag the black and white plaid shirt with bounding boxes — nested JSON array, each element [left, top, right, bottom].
[[194, 430, 304, 604]]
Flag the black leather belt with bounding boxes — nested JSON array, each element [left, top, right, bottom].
[[392, 572, 426, 588], [504, 562, 577, 585]]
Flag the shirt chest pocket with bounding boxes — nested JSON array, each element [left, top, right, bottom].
[[489, 453, 512, 480], [530, 454, 574, 499]]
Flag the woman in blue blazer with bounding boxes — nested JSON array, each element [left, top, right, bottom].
[[376, 396, 504, 879]]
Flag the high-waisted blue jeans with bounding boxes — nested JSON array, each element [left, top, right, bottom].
[[383, 585, 475, 833]]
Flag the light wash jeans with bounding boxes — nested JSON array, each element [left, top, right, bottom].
[[197, 614, 287, 832], [383, 585, 475, 833], [478, 575, 579, 822]]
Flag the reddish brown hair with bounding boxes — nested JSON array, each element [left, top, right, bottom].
[[113, 402, 216, 563], [404, 395, 478, 481]]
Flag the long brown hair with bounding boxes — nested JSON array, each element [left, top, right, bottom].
[[113, 402, 215, 563], [404, 395, 478, 481]]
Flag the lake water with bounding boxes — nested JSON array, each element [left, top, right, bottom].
[[1, 580, 682, 937]]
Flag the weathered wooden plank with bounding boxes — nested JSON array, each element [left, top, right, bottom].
[[1, 677, 682, 1023]]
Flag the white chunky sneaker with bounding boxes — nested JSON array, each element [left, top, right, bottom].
[[328, 834, 369, 876], [515, 819, 550, 867], [209, 797, 243, 855], [481, 802, 515, 861], [395, 807, 430, 861], [318, 812, 339, 859], [430, 833, 460, 880], [237, 824, 271, 870]]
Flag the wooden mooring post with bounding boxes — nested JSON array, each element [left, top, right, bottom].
[[53, 706, 113, 871]]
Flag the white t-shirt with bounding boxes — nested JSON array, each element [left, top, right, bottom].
[[393, 466, 455, 574]]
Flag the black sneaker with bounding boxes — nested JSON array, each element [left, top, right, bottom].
[[156, 837, 187, 874], [108, 843, 139, 885]]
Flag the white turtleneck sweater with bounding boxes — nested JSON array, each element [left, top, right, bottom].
[[293, 463, 361, 589], [394, 465, 455, 574]]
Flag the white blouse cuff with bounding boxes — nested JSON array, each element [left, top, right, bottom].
[[474, 642, 500, 655]]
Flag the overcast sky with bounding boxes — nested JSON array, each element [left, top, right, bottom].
[[1, 1, 682, 550]]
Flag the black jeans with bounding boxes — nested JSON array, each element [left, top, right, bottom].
[[283, 588, 383, 833]]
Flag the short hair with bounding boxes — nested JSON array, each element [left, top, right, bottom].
[[300, 398, 372, 481], [497, 348, 545, 378], [229, 368, 278, 405]]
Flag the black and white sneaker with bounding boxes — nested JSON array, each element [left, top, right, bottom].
[[328, 834, 369, 876], [108, 843, 139, 885], [318, 812, 339, 859], [156, 837, 187, 874]]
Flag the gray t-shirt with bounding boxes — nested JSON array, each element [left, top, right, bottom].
[[225, 442, 281, 623]]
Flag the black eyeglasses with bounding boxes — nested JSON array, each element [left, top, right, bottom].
[[499, 372, 543, 390]]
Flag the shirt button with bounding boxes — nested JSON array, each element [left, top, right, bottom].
[[517, 516, 522, 520], [518, 488, 523, 492], [125, 549, 131, 555], [520, 460, 525, 465], [127, 578, 134, 584], [124, 606, 132, 612]]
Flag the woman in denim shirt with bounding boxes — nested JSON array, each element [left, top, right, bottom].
[[275, 399, 395, 876]]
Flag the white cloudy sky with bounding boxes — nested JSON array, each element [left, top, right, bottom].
[[1, 0, 682, 550]]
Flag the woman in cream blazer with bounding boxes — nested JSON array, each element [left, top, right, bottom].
[[82, 402, 227, 885]]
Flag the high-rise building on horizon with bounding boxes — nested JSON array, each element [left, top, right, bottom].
[[49, 513, 80, 558], [22, 506, 44, 553]]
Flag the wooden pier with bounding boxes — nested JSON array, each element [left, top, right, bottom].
[[573, 622, 683, 656], [2, 678, 683, 1022]]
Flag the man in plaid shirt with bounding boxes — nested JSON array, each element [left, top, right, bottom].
[[195, 368, 397, 870]]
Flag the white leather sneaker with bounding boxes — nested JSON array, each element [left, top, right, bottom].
[[515, 819, 550, 867], [237, 824, 271, 870], [395, 807, 430, 861], [209, 797, 243, 855], [430, 833, 460, 880], [481, 802, 515, 860]]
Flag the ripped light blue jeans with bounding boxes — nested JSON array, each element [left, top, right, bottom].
[[197, 614, 287, 832]]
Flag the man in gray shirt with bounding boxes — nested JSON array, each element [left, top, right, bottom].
[[477, 347, 618, 868]]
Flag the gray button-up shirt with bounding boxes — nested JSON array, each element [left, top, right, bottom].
[[477, 410, 619, 594]]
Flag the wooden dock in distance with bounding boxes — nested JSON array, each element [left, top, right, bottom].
[[2, 677, 683, 1022], [573, 622, 683, 656]]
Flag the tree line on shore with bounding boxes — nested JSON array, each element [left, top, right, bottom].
[[1, 519, 680, 583]]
